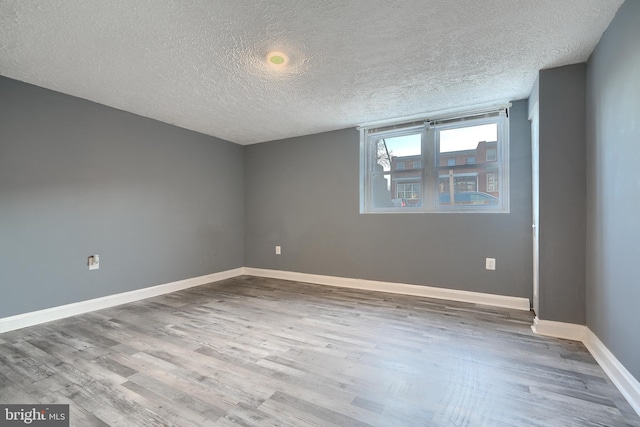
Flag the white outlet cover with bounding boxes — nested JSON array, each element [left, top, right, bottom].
[[89, 255, 100, 270], [275, 246, 281, 255], [486, 257, 496, 270]]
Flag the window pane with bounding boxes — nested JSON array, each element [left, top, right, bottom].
[[436, 121, 501, 208], [439, 123, 497, 154], [375, 133, 421, 172], [372, 133, 422, 209]]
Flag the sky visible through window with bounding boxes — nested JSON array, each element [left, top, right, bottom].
[[381, 123, 497, 157], [440, 123, 497, 153], [382, 134, 420, 157]]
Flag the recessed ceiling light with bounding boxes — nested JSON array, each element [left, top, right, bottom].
[[266, 51, 288, 68]]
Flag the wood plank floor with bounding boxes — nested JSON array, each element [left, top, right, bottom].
[[1, 275, 638, 426]]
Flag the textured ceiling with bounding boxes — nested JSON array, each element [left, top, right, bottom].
[[0, 0, 624, 145]]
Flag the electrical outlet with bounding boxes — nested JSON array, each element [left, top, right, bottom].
[[485, 257, 496, 270], [88, 254, 100, 270], [275, 246, 281, 255]]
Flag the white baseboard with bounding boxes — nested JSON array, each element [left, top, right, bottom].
[[0, 267, 244, 334], [583, 329, 640, 417], [244, 267, 531, 311], [531, 316, 640, 417], [530, 316, 589, 341], [0, 266, 530, 334]]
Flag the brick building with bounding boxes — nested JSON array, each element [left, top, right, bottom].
[[389, 140, 499, 206]]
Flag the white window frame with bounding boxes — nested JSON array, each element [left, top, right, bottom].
[[359, 110, 509, 213]]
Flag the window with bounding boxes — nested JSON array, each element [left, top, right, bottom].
[[487, 172, 498, 192], [360, 110, 509, 213], [396, 183, 421, 200], [486, 148, 497, 162], [439, 174, 478, 193]]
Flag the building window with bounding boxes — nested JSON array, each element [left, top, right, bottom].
[[396, 183, 421, 200], [486, 148, 497, 162], [487, 172, 498, 192], [439, 174, 478, 193], [360, 109, 509, 213]]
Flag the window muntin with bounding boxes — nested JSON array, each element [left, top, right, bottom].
[[361, 112, 508, 213]]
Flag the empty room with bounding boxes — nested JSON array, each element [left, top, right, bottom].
[[1, 1, 639, 426]]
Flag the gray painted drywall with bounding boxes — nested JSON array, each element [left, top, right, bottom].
[[586, 0, 640, 381], [245, 100, 533, 299], [0, 76, 244, 318], [536, 64, 587, 324]]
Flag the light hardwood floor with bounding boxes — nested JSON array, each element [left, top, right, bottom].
[[1, 275, 638, 426]]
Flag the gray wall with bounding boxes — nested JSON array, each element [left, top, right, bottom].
[[245, 100, 533, 299], [0, 76, 244, 318], [586, 0, 640, 381], [537, 64, 587, 324]]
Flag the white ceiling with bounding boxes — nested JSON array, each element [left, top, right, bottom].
[[0, 0, 624, 145]]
